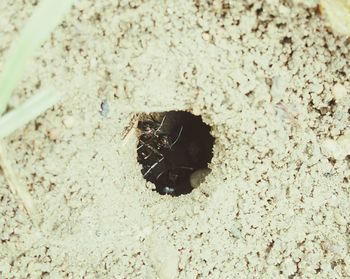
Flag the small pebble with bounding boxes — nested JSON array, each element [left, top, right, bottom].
[[100, 100, 109, 117], [337, 134, 350, 155], [201, 32, 211, 41], [334, 211, 347, 226], [47, 129, 59, 140], [321, 138, 348, 160], [190, 168, 211, 188], [63, 116, 74, 128], [332, 83, 347, 101]]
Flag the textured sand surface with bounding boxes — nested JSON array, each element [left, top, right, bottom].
[[0, 0, 350, 278]]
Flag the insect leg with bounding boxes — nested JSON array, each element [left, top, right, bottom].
[[137, 144, 144, 150], [175, 166, 194, 171], [143, 156, 164, 178], [156, 170, 166, 180], [139, 139, 163, 157], [143, 151, 152, 160]]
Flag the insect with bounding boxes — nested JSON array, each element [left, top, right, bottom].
[[136, 113, 187, 195], [138, 114, 184, 154], [134, 111, 214, 196], [139, 115, 166, 139]]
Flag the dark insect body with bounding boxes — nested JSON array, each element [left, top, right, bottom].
[[137, 111, 214, 196], [137, 114, 185, 195]]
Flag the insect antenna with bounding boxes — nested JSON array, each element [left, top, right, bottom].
[[154, 115, 166, 136], [170, 125, 183, 149]]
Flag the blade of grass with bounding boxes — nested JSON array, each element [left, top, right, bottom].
[[0, 88, 61, 139], [0, 0, 74, 225], [0, 0, 74, 115], [0, 143, 40, 225]]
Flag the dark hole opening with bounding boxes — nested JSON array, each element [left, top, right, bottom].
[[137, 111, 215, 196]]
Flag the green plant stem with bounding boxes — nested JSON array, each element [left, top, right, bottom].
[[0, 88, 61, 139], [0, 0, 74, 115], [0, 0, 74, 226]]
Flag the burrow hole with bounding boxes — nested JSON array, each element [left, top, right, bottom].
[[137, 111, 215, 196]]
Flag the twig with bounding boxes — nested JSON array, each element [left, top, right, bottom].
[[0, 142, 40, 225], [122, 114, 138, 145]]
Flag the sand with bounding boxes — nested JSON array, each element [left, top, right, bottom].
[[0, 0, 349, 278]]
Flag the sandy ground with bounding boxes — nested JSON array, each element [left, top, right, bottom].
[[0, 0, 350, 278]]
